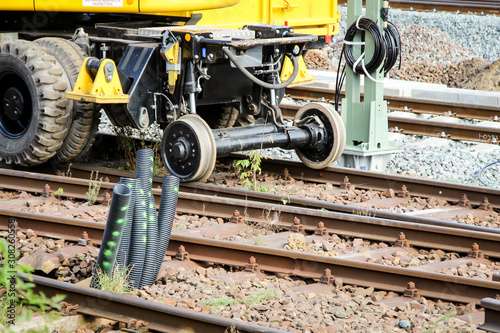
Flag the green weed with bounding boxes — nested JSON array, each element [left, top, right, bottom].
[[86, 171, 102, 204], [93, 265, 133, 294], [201, 287, 279, 307]]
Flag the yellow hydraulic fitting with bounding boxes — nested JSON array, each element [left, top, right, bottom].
[[161, 36, 180, 94], [281, 55, 314, 87], [66, 57, 129, 104]]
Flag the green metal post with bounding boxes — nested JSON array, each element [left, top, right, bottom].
[[340, 0, 397, 171]]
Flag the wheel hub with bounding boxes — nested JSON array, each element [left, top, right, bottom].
[[164, 123, 200, 176], [3, 87, 24, 121], [162, 115, 217, 182]]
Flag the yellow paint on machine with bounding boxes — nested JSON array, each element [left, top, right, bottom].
[[1, 1, 33, 11], [2, 0, 240, 13], [193, 0, 340, 37]]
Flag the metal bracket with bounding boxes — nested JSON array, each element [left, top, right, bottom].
[[66, 57, 129, 104]]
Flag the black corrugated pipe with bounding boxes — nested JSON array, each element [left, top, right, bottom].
[[135, 149, 159, 288], [90, 183, 131, 289], [152, 175, 180, 281], [127, 183, 148, 288], [140, 189, 159, 287], [115, 177, 137, 271]]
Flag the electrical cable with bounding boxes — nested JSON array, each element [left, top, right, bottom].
[[384, 21, 402, 75], [478, 159, 500, 186], [344, 17, 386, 74], [222, 47, 299, 90], [334, 43, 346, 112], [335, 18, 401, 109]]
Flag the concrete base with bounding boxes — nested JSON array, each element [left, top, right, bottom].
[[338, 149, 399, 172]]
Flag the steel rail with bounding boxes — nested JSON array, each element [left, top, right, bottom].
[[221, 154, 500, 210], [68, 155, 500, 211], [2, 186, 500, 259], [388, 114, 500, 144], [27, 274, 286, 333], [64, 165, 500, 257], [2, 166, 500, 256], [70, 134, 500, 209], [478, 298, 500, 333], [285, 86, 500, 121], [280, 101, 500, 145], [11, 160, 500, 218], [20, 232, 500, 305]]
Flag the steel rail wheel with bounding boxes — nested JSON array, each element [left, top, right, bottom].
[[294, 102, 346, 169], [161, 114, 216, 182]]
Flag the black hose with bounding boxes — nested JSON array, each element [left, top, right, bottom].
[[222, 47, 300, 90], [344, 18, 386, 74], [478, 159, 500, 186], [334, 43, 347, 112]]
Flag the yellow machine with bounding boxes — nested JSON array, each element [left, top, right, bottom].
[[171, 0, 340, 44], [2, 0, 240, 13], [0, 0, 345, 182]]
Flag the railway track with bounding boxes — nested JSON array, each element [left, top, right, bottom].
[[337, 0, 500, 15], [284, 86, 500, 144], [2, 160, 500, 331], [2, 159, 500, 254], [26, 274, 283, 333]]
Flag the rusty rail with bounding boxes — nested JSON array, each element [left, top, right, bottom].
[[285, 86, 500, 122], [27, 274, 286, 333], [280, 101, 500, 145], [221, 154, 500, 209], [478, 298, 500, 333], [2, 166, 500, 256], [23, 232, 500, 305], [71, 162, 500, 218], [3, 210, 500, 306]]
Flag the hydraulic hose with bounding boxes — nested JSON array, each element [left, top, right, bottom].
[[222, 47, 299, 90]]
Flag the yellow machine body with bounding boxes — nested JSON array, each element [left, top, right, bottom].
[[193, 0, 340, 37], [0, 0, 240, 13], [1, 0, 338, 38]]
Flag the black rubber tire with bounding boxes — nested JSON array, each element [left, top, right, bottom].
[[35, 37, 100, 162], [213, 105, 239, 129], [0, 40, 72, 166]]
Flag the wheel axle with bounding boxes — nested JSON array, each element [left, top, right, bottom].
[[161, 103, 345, 182]]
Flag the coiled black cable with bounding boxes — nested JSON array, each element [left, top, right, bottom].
[[335, 19, 401, 111], [384, 21, 402, 75], [344, 18, 386, 74]]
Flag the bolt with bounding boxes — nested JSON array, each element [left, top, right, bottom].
[[42, 184, 53, 198], [229, 210, 244, 224], [291, 217, 304, 233], [244, 256, 259, 272], [314, 221, 327, 236], [479, 197, 492, 211], [78, 231, 91, 246], [320, 268, 335, 285], [403, 281, 419, 298]]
